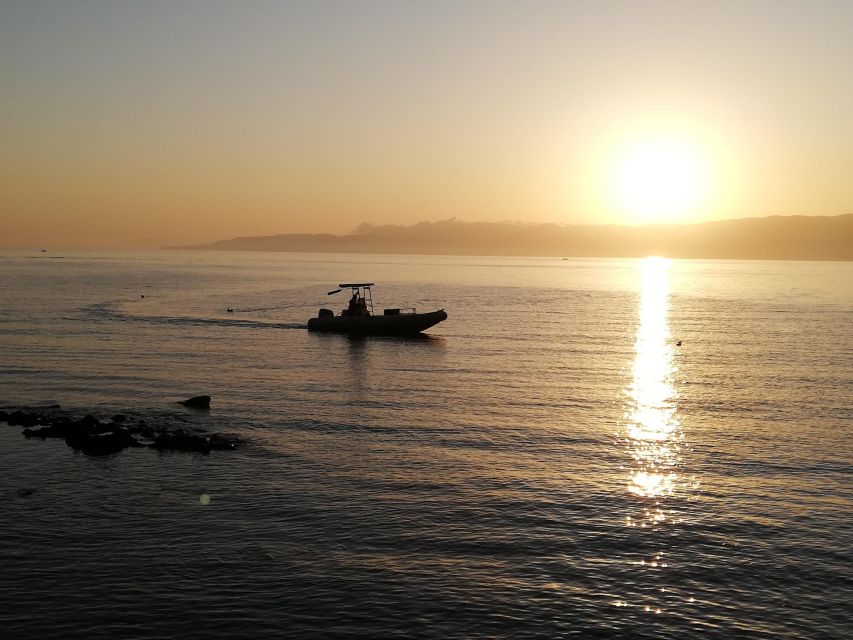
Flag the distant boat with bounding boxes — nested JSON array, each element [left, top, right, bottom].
[[307, 283, 447, 335]]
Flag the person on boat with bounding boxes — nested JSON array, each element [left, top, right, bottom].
[[347, 292, 359, 316]]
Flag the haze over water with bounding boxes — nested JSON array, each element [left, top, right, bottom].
[[1, 251, 850, 638]]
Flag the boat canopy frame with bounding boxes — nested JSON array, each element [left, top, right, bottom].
[[338, 283, 374, 314]]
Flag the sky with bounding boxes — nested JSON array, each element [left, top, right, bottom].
[[1, 0, 852, 248]]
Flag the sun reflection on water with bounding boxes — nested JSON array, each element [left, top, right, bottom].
[[624, 257, 682, 513], [613, 257, 687, 612]]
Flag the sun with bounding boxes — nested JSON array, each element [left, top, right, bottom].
[[610, 139, 709, 223]]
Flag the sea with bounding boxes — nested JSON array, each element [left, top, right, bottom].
[[0, 250, 850, 639]]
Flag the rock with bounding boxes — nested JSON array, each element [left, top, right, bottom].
[[79, 414, 100, 429], [8, 404, 241, 455], [180, 395, 211, 409], [138, 427, 158, 440], [22, 415, 103, 440], [209, 433, 242, 451], [66, 427, 140, 456], [8, 410, 39, 428], [152, 429, 211, 454]]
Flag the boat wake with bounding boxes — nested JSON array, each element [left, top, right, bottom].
[[84, 302, 307, 330]]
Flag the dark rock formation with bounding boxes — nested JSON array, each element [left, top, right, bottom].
[[21, 414, 105, 440], [7, 405, 243, 456], [209, 433, 241, 451], [66, 427, 142, 456], [152, 429, 211, 454], [7, 410, 40, 428], [180, 395, 211, 409], [79, 414, 100, 430]]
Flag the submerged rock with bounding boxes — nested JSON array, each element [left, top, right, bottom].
[[79, 414, 100, 430], [7, 410, 40, 428], [66, 427, 142, 456], [152, 429, 211, 454], [209, 433, 241, 451], [180, 395, 211, 409], [9, 404, 242, 457], [22, 414, 106, 440]]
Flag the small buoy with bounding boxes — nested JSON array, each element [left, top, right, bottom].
[[140, 294, 145, 298]]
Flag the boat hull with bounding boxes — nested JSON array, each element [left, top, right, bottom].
[[307, 309, 447, 335]]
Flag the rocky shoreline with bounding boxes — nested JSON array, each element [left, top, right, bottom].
[[1, 404, 242, 456]]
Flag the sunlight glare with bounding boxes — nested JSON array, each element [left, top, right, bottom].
[[612, 139, 709, 223], [624, 257, 682, 504]]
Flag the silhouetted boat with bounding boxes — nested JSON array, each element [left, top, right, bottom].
[[308, 283, 447, 335]]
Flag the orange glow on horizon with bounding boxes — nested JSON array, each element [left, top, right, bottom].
[[2, 3, 851, 247]]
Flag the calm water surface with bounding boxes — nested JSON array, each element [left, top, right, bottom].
[[0, 251, 851, 638]]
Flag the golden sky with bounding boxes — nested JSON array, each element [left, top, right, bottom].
[[2, 1, 852, 248]]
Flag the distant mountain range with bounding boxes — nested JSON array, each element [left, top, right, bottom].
[[176, 214, 853, 260]]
